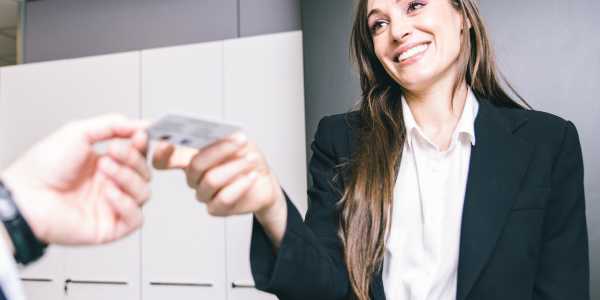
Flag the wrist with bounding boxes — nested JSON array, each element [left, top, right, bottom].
[[0, 178, 48, 264], [255, 185, 286, 226], [0, 171, 50, 244], [254, 183, 287, 249]]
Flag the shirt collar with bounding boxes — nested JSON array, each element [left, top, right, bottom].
[[401, 87, 479, 149]]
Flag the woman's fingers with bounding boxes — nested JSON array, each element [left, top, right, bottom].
[[99, 156, 150, 206], [152, 141, 198, 170], [205, 171, 259, 217], [195, 153, 259, 202], [185, 132, 248, 188]]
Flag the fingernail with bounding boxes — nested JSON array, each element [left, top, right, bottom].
[[142, 186, 151, 201], [231, 132, 247, 145]]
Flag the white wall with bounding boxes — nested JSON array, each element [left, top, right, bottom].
[[0, 30, 306, 300]]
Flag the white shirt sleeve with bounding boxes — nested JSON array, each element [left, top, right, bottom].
[[0, 236, 27, 300]]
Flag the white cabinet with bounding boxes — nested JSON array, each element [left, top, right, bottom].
[[20, 279, 62, 300], [0, 31, 306, 300], [0, 53, 142, 300], [223, 31, 307, 300], [141, 41, 228, 300]]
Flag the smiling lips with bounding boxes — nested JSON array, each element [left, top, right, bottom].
[[394, 42, 430, 64]]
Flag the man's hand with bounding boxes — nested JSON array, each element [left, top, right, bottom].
[[1, 114, 151, 246]]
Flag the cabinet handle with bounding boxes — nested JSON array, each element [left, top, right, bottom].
[[65, 279, 128, 285], [21, 278, 52, 283], [231, 280, 255, 289], [64, 279, 128, 295], [149, 281, 214, 287]]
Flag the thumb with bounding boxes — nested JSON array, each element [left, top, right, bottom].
[[152, 142, 197, 170]]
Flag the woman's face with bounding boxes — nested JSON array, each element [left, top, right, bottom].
[[367, 0, 466, 93]]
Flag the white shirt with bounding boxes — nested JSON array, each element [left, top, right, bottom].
[[383, 89, 479, 300], [0, 236, 26, 300]]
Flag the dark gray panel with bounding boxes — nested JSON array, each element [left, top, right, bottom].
[[24, 0, 238, 62], [300, 0, 360, 168], [239, 0, 301, 37]]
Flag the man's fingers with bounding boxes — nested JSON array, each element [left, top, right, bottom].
[[99, 156, 150, 205], [131, 130, 149, 157], [185, 132, 248, 188], [104, 183, 144, 241], [70, 114, 149, 144], [152, 142, 197, 170], [110, 218, 144, 242], [107, 142, 151, 181]]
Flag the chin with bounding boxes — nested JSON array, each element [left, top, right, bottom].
[[395, 72, 436, 92]]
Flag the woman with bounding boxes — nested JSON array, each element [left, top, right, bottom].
[[153, 0, 589, 299]]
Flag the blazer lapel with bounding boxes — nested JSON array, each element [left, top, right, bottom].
[[456, 98, 533, 300]]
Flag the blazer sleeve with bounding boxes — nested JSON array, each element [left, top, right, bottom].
[[250, 115, 351, 300], [533, 121, 590, 300]]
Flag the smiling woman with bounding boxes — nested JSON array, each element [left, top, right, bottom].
[[151, 0, 589, 299]]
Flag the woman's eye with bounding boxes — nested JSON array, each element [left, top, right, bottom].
[[407, 1, 426, 13], [371, 20, 388, 33]]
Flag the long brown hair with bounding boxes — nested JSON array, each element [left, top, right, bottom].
[[339, 0, 530, 299]]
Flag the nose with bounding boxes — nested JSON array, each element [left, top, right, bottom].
[[389, 16, 412, 43]]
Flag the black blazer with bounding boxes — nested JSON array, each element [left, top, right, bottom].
[[250, 97, 589, 300]]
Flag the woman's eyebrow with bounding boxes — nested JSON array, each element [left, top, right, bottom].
[[367, 8, 383, 19]]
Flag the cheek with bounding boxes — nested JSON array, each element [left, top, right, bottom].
[[372, 37, 390, 64], [420, 8, 464, 57], [427, 23, 463, 67]]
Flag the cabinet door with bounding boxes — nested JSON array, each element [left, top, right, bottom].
[[0, 52, 141, 300], [141, 41, 227, 300], [21, 279, 62, 300], [0, 67, 61, 300], [223, 31, 307, 300]]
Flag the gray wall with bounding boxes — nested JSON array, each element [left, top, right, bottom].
[[301, 0, 361, 161], [23, 0, 301, 63], [301, 0, 600, 297]]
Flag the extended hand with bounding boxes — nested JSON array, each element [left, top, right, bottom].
[[152, 132, 288, 248], [1, 114, 151, 246], [152, 132, 285, 216]]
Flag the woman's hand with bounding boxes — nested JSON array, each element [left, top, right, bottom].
[[152, 132, 287, 246]]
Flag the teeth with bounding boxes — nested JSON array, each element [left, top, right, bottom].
[[398, 44, 428, 62]]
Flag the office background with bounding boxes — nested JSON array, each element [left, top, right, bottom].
[[0, 0, 598, 298]]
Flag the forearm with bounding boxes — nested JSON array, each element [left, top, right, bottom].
[[251, 194, 350, 300], [254, 186, 287, 249]]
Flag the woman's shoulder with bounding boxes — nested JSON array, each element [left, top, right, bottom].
[[318, 110, 360, 132], [495, 105, 578, 148], [313, 111, 360, 159]]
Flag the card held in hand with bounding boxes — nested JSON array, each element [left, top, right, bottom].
[[148, 114, 241, 149]]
